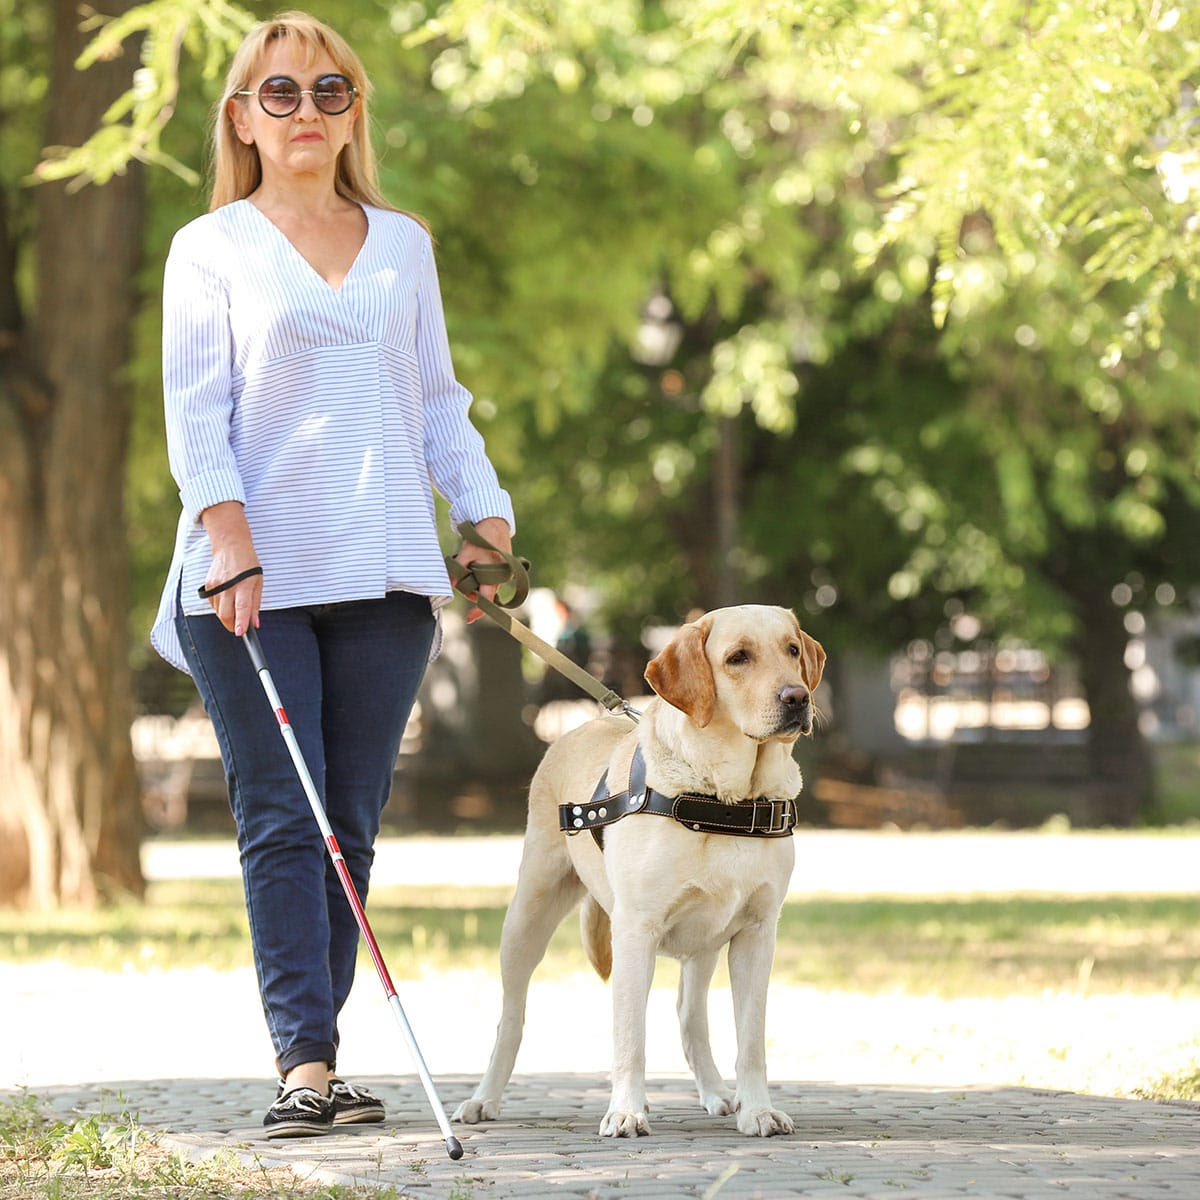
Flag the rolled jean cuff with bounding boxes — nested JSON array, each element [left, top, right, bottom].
[[277, 1041, 337, 1077]]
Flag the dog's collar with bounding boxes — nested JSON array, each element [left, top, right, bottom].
[[558, 744, 798, 845]]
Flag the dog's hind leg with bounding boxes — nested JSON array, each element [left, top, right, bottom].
[[452, 865, 584, 1124], [728, 919, 794, 1136], [580, 894, 612, 980], [677, 949, 735, 1116]]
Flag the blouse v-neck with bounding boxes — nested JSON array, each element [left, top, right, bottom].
[[240, 198, 371, 295]]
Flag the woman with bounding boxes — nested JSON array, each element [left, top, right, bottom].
[[150, 11, 515, 1138]]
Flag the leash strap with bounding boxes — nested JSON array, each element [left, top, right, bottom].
[[446, 521, 532, 609], [446, 522, 638, 720]]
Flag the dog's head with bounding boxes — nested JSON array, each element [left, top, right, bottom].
[[643, 605, 825, 742]]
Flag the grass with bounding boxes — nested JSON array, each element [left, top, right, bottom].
[[771, 894, 1200, 996], [0, 1091, 408, 1200], [1, 879, 1198, 998], [1146, 741, 1200, 826], [1134, 1065, 1200, 1102]]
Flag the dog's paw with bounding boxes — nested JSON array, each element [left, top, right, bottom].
[[700, 1089, 736, 1116], [599, 1109, 651, 1138], [736, 1107, 795, 1137], [452, 1098, 500, 1124]]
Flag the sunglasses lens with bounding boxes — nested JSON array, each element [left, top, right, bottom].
[[259, 77, 301, 115], [313, 75, 354, 114]]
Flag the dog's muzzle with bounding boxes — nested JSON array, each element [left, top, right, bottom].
[[774, 685, 812, 736]]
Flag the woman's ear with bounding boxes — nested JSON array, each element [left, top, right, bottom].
[[227, 97, 254, 145], [644, 617, 715, 727]]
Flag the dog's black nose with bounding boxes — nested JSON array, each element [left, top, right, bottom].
[[779, 685, 810, 709]]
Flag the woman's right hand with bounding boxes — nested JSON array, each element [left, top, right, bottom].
[[200, 501, 262, 638]]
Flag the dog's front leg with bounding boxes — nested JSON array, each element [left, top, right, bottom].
[[728, 919, 794, 1137], [678, 949, 735, 1115], [599, 914, 657, 1137]]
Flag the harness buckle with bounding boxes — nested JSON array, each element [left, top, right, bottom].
[[754, 799, 795, 836]]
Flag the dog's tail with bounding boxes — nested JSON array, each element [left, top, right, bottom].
[[579, 895, 612, 981]]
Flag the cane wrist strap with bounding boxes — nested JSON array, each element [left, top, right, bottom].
[[197, 566, 263, 599]]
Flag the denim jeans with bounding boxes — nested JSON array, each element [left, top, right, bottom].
[[176, 591, 435, 1075]]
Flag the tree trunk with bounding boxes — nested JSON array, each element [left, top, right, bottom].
[[1070, 586, 1155, 825], [0, 0, 146, 906]]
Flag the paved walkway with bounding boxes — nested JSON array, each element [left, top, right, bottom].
[[25, 1073, 1200, 1198], [9, 831, 1200, 1197]]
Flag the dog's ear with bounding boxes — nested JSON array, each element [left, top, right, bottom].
[[789, 610, 827, 692], [644, 617, 716, 727], [800, 631, 827, 692]]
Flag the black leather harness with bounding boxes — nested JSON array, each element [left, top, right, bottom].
[[559, 744, 798, 849]]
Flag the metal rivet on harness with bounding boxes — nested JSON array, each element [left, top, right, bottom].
[[599, 806, 607, 818], [573, 817, 583, 828], [573, 806, 582, 816], [630, 792, 645, 808]]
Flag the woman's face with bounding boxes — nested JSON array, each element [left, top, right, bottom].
[[228, 38, 359, 185]]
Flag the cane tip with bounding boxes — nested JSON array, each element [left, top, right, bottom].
[[446, 1135, 464, 1160]]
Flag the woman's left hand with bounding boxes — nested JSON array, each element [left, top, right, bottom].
[[453, 516, 514, 624]]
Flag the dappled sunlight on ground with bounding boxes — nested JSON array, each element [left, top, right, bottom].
[[4, 962, 1200, 1103]]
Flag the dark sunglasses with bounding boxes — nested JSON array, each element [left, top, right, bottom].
[[236, 73, 356, 118]]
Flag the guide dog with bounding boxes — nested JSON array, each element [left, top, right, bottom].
[[453, 604, 824, 1137]]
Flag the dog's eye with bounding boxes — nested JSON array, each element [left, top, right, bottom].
[[726, 649, 750, 667], [788, 643, 801, 658]]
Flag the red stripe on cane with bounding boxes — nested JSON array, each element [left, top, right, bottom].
[[326, 836, 398, 999], [274, 707, 288, 728]]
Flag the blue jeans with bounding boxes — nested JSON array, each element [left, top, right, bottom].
[[176, 591, 435, 1075]]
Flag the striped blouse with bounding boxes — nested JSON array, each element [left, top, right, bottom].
[[150, 199, 515, 673]]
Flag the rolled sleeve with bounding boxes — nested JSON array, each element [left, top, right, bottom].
[[178, 468, 247, 527], [449, 488, 516, 535]]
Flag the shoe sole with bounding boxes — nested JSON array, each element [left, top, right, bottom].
[[264, 1121, 334, 1139], [333, 1107, 385, 1125]]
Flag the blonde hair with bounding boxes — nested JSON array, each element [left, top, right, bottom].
[[209, 10, 427, 229]]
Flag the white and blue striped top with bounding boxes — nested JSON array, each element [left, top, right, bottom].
[[150, 199, 515, 673]]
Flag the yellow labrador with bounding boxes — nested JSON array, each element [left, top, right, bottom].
[[453, 605, 825, 1138]]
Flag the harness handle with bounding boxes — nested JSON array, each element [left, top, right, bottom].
[[446, 520, 531, 609]]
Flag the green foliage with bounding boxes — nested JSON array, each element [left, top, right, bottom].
[[0, 0, 49, 184], [21, 0, 1200, 692], [0, 1090, 409, 1198], [49, 1115, 138, 1174], [0, 1091, 55, 1160], [0, 0, 49, 321], [33, 0, 253, 189], [418, 0, 1200, 350], [395, 0, 1200, 655]]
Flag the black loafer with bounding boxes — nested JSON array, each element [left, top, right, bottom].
[[329, 1078, 386, 1124], [263, 1086, 335, 1138]]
